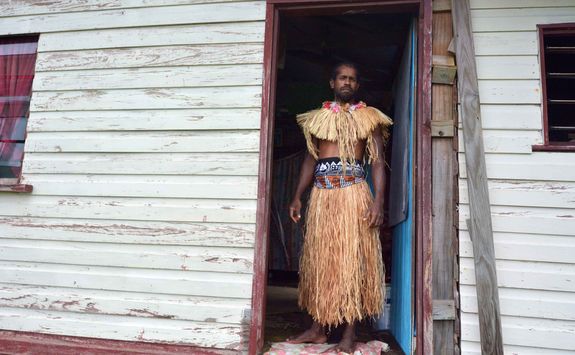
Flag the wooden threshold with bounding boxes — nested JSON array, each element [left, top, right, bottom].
[[0, 331, 237, 355]]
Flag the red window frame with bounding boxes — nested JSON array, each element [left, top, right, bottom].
[[0, 35, 38, 192], [533, 23, 575, 152]]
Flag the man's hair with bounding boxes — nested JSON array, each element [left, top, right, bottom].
[[331, 61, 361, 82]]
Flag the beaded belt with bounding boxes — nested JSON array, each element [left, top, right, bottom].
[[313, 157, 365, 189]]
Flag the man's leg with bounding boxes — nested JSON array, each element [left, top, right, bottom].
[[286, 320, 327, 344], [333, 322, 356, 353]]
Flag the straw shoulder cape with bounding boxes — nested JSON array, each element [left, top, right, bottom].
[[296, 101, 393, 164]]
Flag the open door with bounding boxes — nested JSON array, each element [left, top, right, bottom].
[[388, 19, 417, 355]]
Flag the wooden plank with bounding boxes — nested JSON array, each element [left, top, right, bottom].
[[459, 231, 575, 264], [457, 129, 542, 154], [432, 125, 457, 354], [459, 105, 542, 131], [476, 56, 539, 80], [433, 0, 451, 12], [0, 261, 252, 298], [0, 184, 33, 193], [471, 7, 575, 32], [474, 32, 537, 55], [459, 180, 575, 209], [477, 80, 541, 104], [417, 2, 435, 354], [0, 217, 255, 247], [431, 7, 458, 355], [38, 22, 265, 52], [459, 153, 575, 182], [460, 285, 575, 321], [461, 312, 575, 351], [28, 108, 262, 132], [431, 120, 455, 137], [432, 85, 455, 121], [0, 239, 254, 273], [470, 0, 575, 9], [0, 308, 244, 349], [249, 3, 276, 352], [0, 1, 265, 35], [431, 73, 457, 355], [0, 0, 248, 17], [36, 43, 264, 71], [459, 204, 575, 237], [0, 331, 239, 355], [25, 131, 261, 153], [0, 283, 250, 324], [0, 196, 257, 224], [21, 174, 257, 199], [30, 86, 262, 112], [33, 64, 263, 91], [433, 54, 456, 66], [459, 257, 575, 292], [452, 1, 504, 354], [433, 11, 454, 57], [433, 300, 456, 320], [22, 152, 260, 176], [432, 64, 457, 84], [461, 340, 575, 355]]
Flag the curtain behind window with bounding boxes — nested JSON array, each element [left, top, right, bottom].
[[0, 36, 38, 182]]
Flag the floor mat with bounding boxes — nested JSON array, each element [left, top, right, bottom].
[[264, 340, 389, 355]]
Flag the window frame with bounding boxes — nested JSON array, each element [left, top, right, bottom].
[[0, 34, 38, 192], [533, 23, 575, 152]]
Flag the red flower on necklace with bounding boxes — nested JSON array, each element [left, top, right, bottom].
[[322, 101, 366, 113]]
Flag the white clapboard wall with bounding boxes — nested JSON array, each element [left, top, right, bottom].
[[460, 1, 575, 353], [0, 0, 265, 351]]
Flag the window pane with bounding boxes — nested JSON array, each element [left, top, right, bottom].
[[546, 52, 575, 73], [546, 77, 573, 101], [0, 97, 31, 119], [0, 142, 24, 179], [0, 75, 34, 97], [0, 39, 38, 56], [0, 117, 27, 140], [548, 105, 575, 143]]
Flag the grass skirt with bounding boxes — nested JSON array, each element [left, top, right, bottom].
[[298, 181, 385, 327]]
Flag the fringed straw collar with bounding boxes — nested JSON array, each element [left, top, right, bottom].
[[297, 102, 393, 166]]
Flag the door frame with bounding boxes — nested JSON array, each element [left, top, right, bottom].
[[249, 1, 432, 353]]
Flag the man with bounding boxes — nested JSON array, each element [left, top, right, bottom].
[[287, 62, 392, 353]]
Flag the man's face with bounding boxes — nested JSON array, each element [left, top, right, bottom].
[[330, 65, 360, 103]]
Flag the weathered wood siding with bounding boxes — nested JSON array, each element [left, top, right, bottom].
[[460, 1, 575, 353], [0, 0, 265, 351]]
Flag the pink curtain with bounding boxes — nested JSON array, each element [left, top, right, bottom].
[[0, 36, 38, 180]]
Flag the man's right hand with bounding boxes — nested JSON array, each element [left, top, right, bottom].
[[289, 199, 302, 223]]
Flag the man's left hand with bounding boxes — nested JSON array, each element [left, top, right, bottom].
[[364, 202, 384, 228]]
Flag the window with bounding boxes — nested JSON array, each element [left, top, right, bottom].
[[534, 24, 575, 151], [0, 35, 38, 189]]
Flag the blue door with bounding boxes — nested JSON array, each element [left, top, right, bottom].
[[389, 18, 417, 355]]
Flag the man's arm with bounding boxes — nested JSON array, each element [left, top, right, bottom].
[[365, 126, 386, 227], [289, 142, 317, 223]]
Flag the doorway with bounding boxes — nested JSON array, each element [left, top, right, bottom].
[[249, 2, 433, 355], [265, 10, 414, 355]]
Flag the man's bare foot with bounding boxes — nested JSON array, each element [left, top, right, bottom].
[[330, 322, 356, 354], [332, 334, 356, 354], [286, 322, 327, 344]]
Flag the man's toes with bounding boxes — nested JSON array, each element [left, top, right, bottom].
[[334, 342, 355, 354]]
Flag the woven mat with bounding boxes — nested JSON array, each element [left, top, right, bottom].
[[264, 340, 389, 355]]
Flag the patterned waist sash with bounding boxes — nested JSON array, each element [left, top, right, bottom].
[[314, 157, 365, 189]]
